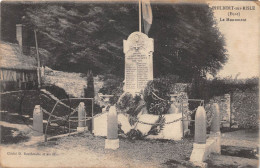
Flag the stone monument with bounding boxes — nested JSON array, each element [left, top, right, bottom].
[[123, 32, 154, 94]]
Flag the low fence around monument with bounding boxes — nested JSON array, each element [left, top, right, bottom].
[[1, 89, 223, 143], [43, 98, 94, 141]]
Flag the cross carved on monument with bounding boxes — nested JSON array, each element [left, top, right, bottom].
[[133, 43, 144, 51]]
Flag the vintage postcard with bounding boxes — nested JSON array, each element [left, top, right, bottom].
[[0, 0, 259, 167]]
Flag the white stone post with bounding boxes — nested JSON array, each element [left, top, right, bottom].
[[210, 103, 221, 153], [190, 106, 221, 166], [211, 103, 220, 133], [105, 106, 119, 150], [194, 106, 206, 144], [77, 102, 87, 132], [190, 106, 207, 166], [169, 94, 178, 114], [223, 94, 231, 127], [32, 105, 44, 141]]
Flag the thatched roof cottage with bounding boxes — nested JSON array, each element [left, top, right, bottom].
[[0, 24, 50, 92]]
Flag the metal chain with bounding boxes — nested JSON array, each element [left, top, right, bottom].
[[42, 108, 68, 121], [151, 91, 169, 102], [42, 105, 198, 126], [118, 107, 197, 126]]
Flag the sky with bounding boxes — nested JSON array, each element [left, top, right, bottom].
[[208, 1, 259, 79]]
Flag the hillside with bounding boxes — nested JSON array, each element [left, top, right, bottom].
[[43, 67, 87, 98], [1, 2, 226, 81]]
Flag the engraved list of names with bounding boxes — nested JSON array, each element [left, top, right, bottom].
[[123, 32, 154, 93]]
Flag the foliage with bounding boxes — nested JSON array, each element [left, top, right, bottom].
[[150, 4, 227, 80], [2, 3, 226, 81], [189, 77, 259, 103], [147, 115, 166, 135], [202, 77, 259, 129], [116, 93, 143, 118], [125, 115, 166, 140], [232, 90, 258, 129], [204, 103, 214, 129], [126, 129, 144, 140], [143, 79, 172, 115], [99, 74, 124, 104], [93, 103, 102, 116], [43, 85, 69, 100]]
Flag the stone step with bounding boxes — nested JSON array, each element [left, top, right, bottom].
[[206, 154, 258, 168], [221, 138, 258, 149], [221, 145, 258, 160]]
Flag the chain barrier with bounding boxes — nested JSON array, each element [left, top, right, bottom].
[[151, 91, 169, 102], [3, 89, 204, 139], [42, 108, 68, 121], [43, 106, 110, 124], [117, 107, 198, 126]]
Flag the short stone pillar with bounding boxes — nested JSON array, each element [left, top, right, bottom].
[[32, 105, 44, 141], [105, 106, 119, 150], [169, 94, 178, 114], [210, 103, 221, 153], [190, 106, 208, 166], [190, 105, 221, 166], [223, 94, 231, 127], [194, 106, 206, 144], [211, 103, 220, 133], [77, 102, 87, 132]]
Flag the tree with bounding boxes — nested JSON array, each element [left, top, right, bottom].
[[1, 2, 227, 82], [84, 70, 95, 98], [150, 4, 227, 81]]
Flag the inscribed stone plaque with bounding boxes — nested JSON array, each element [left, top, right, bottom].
[[123, 32, 154, 93]]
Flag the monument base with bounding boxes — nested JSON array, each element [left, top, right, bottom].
[[105, 139, 119, 150], [77, 127, 88, 132], [190, 143, 207, 162], [184, 129, 190, 136], [190, 132, 221, 165]]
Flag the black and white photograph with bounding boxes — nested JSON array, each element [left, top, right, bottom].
[[0, 0, 259, 167]]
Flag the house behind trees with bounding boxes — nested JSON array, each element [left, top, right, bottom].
[[0, 24, 50, 92]]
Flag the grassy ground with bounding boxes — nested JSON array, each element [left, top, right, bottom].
[[0, 111, 75, 144], [1, 90, 258, 168], [1, 132, 195, 168], [0, 91, 195, 167]]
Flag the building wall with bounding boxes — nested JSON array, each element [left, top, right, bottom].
[[0, 68, 37, 92]]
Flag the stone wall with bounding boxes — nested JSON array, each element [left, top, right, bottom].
[[231, 90, 258, 129]]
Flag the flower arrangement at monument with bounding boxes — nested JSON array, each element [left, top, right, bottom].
[[143, 79, 172, 115], [111, 77, 186, 140]]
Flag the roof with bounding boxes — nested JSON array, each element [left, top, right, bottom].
[[0, 41, 50, 70]]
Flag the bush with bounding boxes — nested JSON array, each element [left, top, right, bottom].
[[202, 77, 259, 129], [99, 74, 124, 104], [143, 78, 174, 115], [93, 103, 102, 116], [189, 77, 259, 103], [42, 85, 69, 100], [232, 90, 258, 129], [84, 70, 95, 98], [116, 93, 143, 116]]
